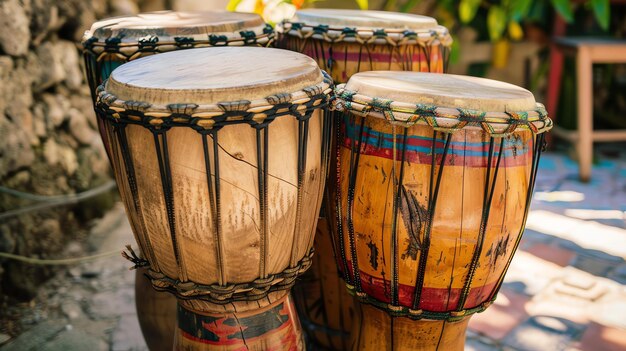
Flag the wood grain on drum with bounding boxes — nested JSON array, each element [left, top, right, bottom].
[[279, 9, 452, 84], [351, 304, 470, 351], [332, 72, 551, 350], [135, 268, 176, 351], [175, 293, 304, 351], [94, 47, 332, 351]]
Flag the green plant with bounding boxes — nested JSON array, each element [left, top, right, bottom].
[[353, 0, 611, 41]]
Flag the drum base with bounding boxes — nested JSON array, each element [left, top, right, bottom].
[[351, 304, 470, 351], [174, 293, 305, 351], [135, 268, 177, 351]]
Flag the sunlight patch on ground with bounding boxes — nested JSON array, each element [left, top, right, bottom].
[[564, 209, 626, 221], [534, 191, 585, 203], [526, 210, 626, 258]]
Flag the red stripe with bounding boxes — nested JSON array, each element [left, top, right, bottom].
[[341, 136, 532, 168], [178, 318, 294, 347], [342, 263, 497, 312], [303, 47, 436, 64]]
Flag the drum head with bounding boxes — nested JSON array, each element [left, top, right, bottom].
[[105, 47, 324, 105], [294, 9, 437, 30], [86, 10, 266, 42], [344, 71, 536, 113]]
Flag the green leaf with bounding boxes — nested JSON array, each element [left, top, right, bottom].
[[591, 0, 610, 31], [487, 5, 507, 41], [226, 0, 243, 11], [459, 0, 481, 23], [550, 0, 574, 22], [400, 0, 422, 13], [510, 0, 532, 21], [355, 0, 368, 10], [449, 35, 461, 65]]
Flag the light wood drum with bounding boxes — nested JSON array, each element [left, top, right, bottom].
[[279, 9, 452, 83], [82, 11, 274, 350], [332, 72, 552, 350], [82, 10, 274, 103], [93, 47, 332, 350]]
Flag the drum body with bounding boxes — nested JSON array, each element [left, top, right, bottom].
[[279, 9, 451, 83], [94, 47, 332, 350], [135, 268, 176, 351], [281, 9, 452, 349], [82, 10, 274, 103], [332, 72, 552, 350], [81, 12, 273, 349], [293, 218, 354, 351]]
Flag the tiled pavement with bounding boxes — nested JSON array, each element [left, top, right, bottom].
[[1, 150, 625, 351], [466, 150, 626, 351]]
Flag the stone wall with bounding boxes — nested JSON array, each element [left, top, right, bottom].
[[0, 0, 169, 300]]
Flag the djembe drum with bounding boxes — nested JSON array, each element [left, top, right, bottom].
[[81, 11, 273, 350], [82, 10, 274, 103], [93, 47, 332, 350], [279, 9, 452, 83], [280, 9, 452, 350], [331, 72, 552, 350]]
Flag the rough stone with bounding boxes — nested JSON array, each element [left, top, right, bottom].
[[1, 59, 33, 116], [60, 300, 85, 320], [0, 0, 30, 56], [29, 0, 62, 46], [38, 328, 108, 351], [0, 333, 11, 346], [88, 288, 135, 319], [0, 118, 36, 178], [0, 319, 66, 351], [69, 108, 97, 145], [32, 41, 66, 91], [0, 224, 16, 253], [41, 94, 70, 128], [111, 315, 148, 351], [110, 0, 140, 16], [43, 138, 78, 175], [57, 41, 83, 91]]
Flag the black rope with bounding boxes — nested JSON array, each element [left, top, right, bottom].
[[456, 136, 504, 311], [412, 132, 452, 310], [390, 128, 409, 307]]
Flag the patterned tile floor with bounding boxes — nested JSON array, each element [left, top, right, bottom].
[[1, 149, 625, 351], [466, 148, 626, 351]]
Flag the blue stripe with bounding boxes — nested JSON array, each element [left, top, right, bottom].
[[344, 120, 529, 158]]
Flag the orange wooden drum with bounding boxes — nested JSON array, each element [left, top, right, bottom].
[[332, 72, 552, 350], [81, 11, 274, 350], [280, 9, 452, 349], [279, 9, 452, 83], [93, 47, 332, 350]]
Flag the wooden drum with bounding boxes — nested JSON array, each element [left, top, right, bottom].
[[281, 9, 452, 349], [81, 12, 273, 350], [82, 10, 274, 102], [332, 72, 552, 350], [279, 9, 452, 83], [94, 47, 332, 350]]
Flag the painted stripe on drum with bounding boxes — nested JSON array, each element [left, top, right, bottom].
[[342, 128, 531, 167], [344, 123, 530, 158], [177, 302, 297, 347], [344, 266, 497, 312], [302, 47, 438, 63]]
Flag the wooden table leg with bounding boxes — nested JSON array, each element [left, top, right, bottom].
[[576, 46, 593, 182]]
